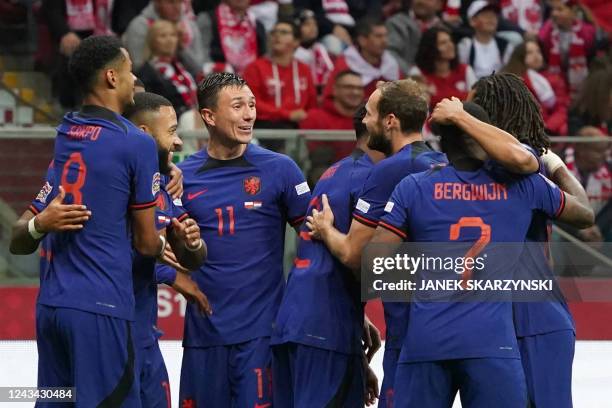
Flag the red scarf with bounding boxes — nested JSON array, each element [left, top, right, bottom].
[[548, 20, 589, 97], [216, 3, 258, 75], [66, 0, 113, 35], [152, 57, 197, 108]]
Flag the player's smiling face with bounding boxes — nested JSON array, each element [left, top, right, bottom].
[[150, 105, 179, 174], [364, 89, 391, 154], [209, 85, 256, 145]]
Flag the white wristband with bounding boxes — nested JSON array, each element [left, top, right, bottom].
[[28, 217, 45, 240], [541, 150, 565, 175], [157, 235, 167, 258], [185, 239, 203, 252]]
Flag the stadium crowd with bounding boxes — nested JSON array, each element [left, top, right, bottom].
[[17, 0, 608, 243]]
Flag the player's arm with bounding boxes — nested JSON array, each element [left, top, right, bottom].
[[307, 194, 375, 271], [131, 206, 165, 257], [541, 151, 594, 228], [166, 217, 207, 271], [556, 192, 594, 229], [9, 186, 91, 255], [431, 97, 539, 174]]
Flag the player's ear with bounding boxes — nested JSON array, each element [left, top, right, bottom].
[[201, 108, 215, 127], [138, 124, 150, 134], [105, 68, 117, 89]]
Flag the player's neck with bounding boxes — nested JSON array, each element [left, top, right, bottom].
[[207, 137, 247, 160], [449, 153, 484, 171], [82, 93, 123, 114], [391, 131, 422, 154]]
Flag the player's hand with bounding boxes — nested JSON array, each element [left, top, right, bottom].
[[306, 194, 335, 240], [431, 96, 464, 125], [578, 225, 603, 247], [289, 109, 307, 123], [59, 32, 81, 56], [364, 365, 379, 406], [167, 163, 184, 199], [172, 271, 212, 316], [35, 186, 91, 233], [159, 242, 190, 273], [172, 217, 201, 249], [363, 314, 381, 363]]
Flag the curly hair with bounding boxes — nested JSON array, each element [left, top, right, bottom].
[[471, 73, 550, 155], [415, 26, 459, 74], [68, 35, 125, 95]]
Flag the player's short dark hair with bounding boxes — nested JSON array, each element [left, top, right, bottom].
[[197, 72, 247, 110], [69, 35, 125, 95], [353, 103, 368, 139], [354, 16, 385, 39], [377, 79, 429, 134], [334, 69, 361, 84], [123, 92, 173, 120], [434, 102, 490, 154], [275, 18, 301, 39]]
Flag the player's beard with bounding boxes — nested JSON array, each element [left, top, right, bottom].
[[367, 128, 392, 156], [158, 147, 172, 175]]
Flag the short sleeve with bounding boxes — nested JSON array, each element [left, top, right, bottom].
[[155, 263, 177, 285], [29, 161, 55, 215], [379, 176, 416, 240], [129, 133, 159, 210], [280, 157, 310, 227], [527, 173, 565, 219], [352, 164, 394, 228]]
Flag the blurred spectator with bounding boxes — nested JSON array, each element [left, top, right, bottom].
[[41, 0, 114, 107], [243, 19, 318, 129], [500, 0, 544, 37], [197, 0, 266, 76], [123, 0, 204, 74], [562, 126, 611, 243], [300, 70, 364, 162], [112, 0, 149, 36], [580, 0, 612, 34], [136, 19, 198, 117], [292, 0, 383, 55], [458, 0, 515, 78], [411, 0, 444, 31], [385, 0, 422, 74], [324, 17, 401, 100], [538, 0, 597, 98], [410, 26, 477, 107], [503, 38, 570, 135], [568, 67, 612, 135], [294, 9, 335, 96]]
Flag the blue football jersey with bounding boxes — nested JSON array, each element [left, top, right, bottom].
[[132, 177, 186, 347], [352, 141, 447, 350], [489, 146, 575, 337], [38, 105, 159, 321], [178, 144, 311, 346], [380, 165, 565, 362], [272, 150, 374, 355]]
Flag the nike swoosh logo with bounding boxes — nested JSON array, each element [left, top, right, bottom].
[[187, 189, 208, 200]]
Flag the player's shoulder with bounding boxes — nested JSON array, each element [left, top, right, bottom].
[[178, 149, 208, 173], [247, 143, 300, 170]]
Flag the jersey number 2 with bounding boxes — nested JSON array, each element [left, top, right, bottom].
[[449, 217, 491, 284], [61, 152, 87, 205]]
